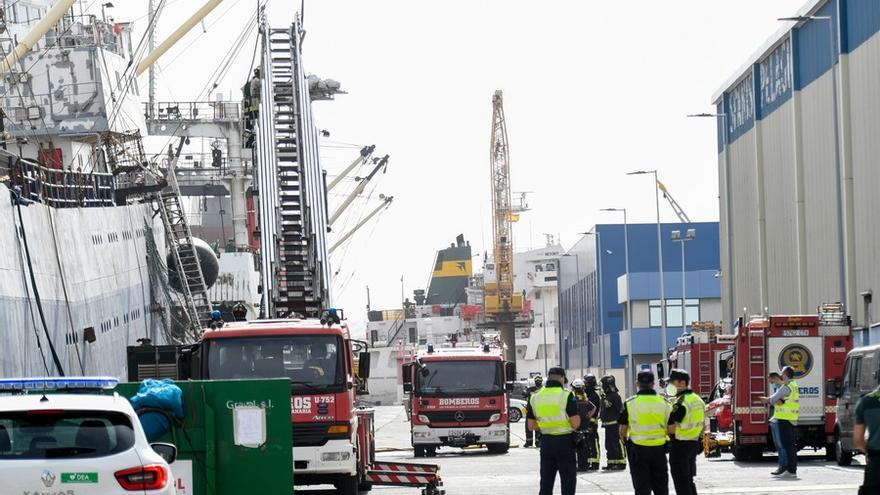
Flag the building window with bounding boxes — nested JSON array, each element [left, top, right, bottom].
[[650, 299, 700, 327]]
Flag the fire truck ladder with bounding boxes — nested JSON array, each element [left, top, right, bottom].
[[746, 329, 767, 425], [156, 162, 213, 337], [697, 346, 713, 397], [267, 26, 320, 317]]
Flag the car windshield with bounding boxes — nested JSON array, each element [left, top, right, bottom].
[[0, 410, 135, 459], [207, 335, 344, 391], [415, 360, 503, 396]]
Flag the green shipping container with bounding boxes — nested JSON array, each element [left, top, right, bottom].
[[116, 379, 293, 495]]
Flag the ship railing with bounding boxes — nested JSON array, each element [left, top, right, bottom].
[[144, 101, 242, 122], [3, 155, 115, 208]]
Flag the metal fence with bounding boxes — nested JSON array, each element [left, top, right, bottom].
[[144, 101, 242, 121], [3, 154, 115, 207]]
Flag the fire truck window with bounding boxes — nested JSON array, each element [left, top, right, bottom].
[[207, 335, 344, 390], [415, 361, 503, 395]]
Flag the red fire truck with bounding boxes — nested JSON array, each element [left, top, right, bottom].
[[665, 332, 735, 401], [402, 343, 515, 457], [723, 304, 852, 461], [179, 316, 444, 494]]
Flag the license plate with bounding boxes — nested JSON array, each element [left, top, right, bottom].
[[448, 430, 466, 437]]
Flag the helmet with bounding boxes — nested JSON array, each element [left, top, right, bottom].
[[584, 373, 597, 388], [600, 374, 618, 392], [533, 375, 543, 385], [571, 378, 585, 389]]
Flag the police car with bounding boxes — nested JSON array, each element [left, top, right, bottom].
[[0, 377, 177, 494]]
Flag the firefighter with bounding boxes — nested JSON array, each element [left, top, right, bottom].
[[763, 366, 799, 477], [524, 375, 544, 447], [620, 370, 671, 495], [571, 378, 596, 472], [665, 369, 705, 495], [583, 373, 601, 470], [600, 374, 626, 470], [527, 367, 580, 495]]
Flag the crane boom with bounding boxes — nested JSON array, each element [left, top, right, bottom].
[[485, 90, 521, 363], [657, 180, 692, 224]]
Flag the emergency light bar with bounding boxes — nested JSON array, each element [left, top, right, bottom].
[[0, 377, 119, 392]]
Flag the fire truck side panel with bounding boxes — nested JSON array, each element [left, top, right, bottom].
[[767, 336, 825, 425]]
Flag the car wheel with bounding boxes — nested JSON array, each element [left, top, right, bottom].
[[508, 407, 522, 423], [425, 446, 437, 457], [334, 475, 359, 495], [414, 445, 425, 458], [835, 433, 853, 466]]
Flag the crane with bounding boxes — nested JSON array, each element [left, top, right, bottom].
[[657, 180, 692, 224], [484, 90, 523, 363]]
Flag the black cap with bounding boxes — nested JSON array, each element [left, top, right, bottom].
[[637, 370, 655, 385], [667, 369, 690, 383], [548, 367, 566, 377]]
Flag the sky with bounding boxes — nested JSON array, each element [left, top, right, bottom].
[[102, 0, 807, 335]]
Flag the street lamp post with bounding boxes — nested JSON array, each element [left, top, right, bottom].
[[101, 2, 114, 22], [600, 208, 632, 384], [778, 14, 847, 312], [687, 112, 733, 329], [671, 229, 696, 335], [627, 170, 668, 361]]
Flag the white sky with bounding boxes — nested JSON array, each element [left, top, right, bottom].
[[104, 0, 806, 334]]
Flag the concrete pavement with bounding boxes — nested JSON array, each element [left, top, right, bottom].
[[363, 405, 865, 495]]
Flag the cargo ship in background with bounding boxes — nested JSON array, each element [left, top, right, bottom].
[[0, 0, 364, 379], [364, 235, 561, 405]]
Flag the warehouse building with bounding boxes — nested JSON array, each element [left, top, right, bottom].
[[712, 0, 880, 345], [557, 222, 720, 386]]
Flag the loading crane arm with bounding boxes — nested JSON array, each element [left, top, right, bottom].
[[329, 154, 389, 227], [328, 195, 393, 254], [327, 145, 375, 192], [657, 180, 692, 224]]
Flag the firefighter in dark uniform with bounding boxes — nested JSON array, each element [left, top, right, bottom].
[[583, 373, 601, 470], [620, 370, 672, 495], [571, 378, 596, 472], [666, 369, 705, 495], [527, 367, 580, 495], [600, 374, 626, 470], [524, 375, 544, 447]]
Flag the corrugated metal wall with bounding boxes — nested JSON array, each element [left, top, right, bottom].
[[714, 0, 880, 339]]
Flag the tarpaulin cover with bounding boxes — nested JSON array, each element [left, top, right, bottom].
[[129, 379, 184, 441]]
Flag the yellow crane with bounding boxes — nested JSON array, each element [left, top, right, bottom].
[[484, 90, 523, 363]]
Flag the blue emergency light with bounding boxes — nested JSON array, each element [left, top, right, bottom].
[[0, 377, 119, 392]]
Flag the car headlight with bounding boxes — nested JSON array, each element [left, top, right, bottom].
[[418, 414, 430, 423], [489, 413, 501, 422], [414, 431, 431, 438], [321, 452, 351, 462]]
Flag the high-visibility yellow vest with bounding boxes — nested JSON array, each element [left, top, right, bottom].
[[625, 394, 671, 447], [530, 387, 574, 436], [772, 380, 799, 422], [673, 392, 706, 441]]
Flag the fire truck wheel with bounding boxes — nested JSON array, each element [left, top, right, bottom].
[[414, 446, 426, 458], [425, 446, 437, 457], [732, 444, 761, 462], [487, 442, 509, 454], [334, 474, 359, 495]]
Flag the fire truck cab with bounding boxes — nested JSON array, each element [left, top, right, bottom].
[[402, 343, 515, 457], [181, 318, 374, 494], [727, 304, 852, 461]]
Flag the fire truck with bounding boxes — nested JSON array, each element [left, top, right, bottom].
[[665, 330, 735, 401], [402, 343, 515, 457], [720, 304, 852, 461], [173, 316, 443, 494]]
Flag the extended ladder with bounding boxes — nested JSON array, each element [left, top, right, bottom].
[[266, 25, 321, 317], [156, 162, 213, 337]]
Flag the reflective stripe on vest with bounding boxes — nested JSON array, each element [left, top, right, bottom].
[[530, 387, 574, 436], [626, 394, 670, 447], [772, 380, 799, 421], [674, 392, 706, 441]]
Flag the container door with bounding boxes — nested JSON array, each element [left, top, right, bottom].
[[767, 337, 824, 424]]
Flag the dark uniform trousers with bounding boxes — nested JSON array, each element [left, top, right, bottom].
[[585, 420, 600, 467], [540, 433, 577, 495], [604, 423, 626, 466], [669, 439, 700, 495], [526, 424, 542, 447], [627, 443, 669, 495], [860, 450, 880, 495]]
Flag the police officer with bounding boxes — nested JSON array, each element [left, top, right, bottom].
[[620, 370, 672, 495], [763, 365, 798, 477], [571, 378, 596, 472], [527, 367, 580, 495], [524, 375, 544, 447], [666, 369, 705, 495], [600, 374, 626, 470], [583, 374, 602, 470]]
